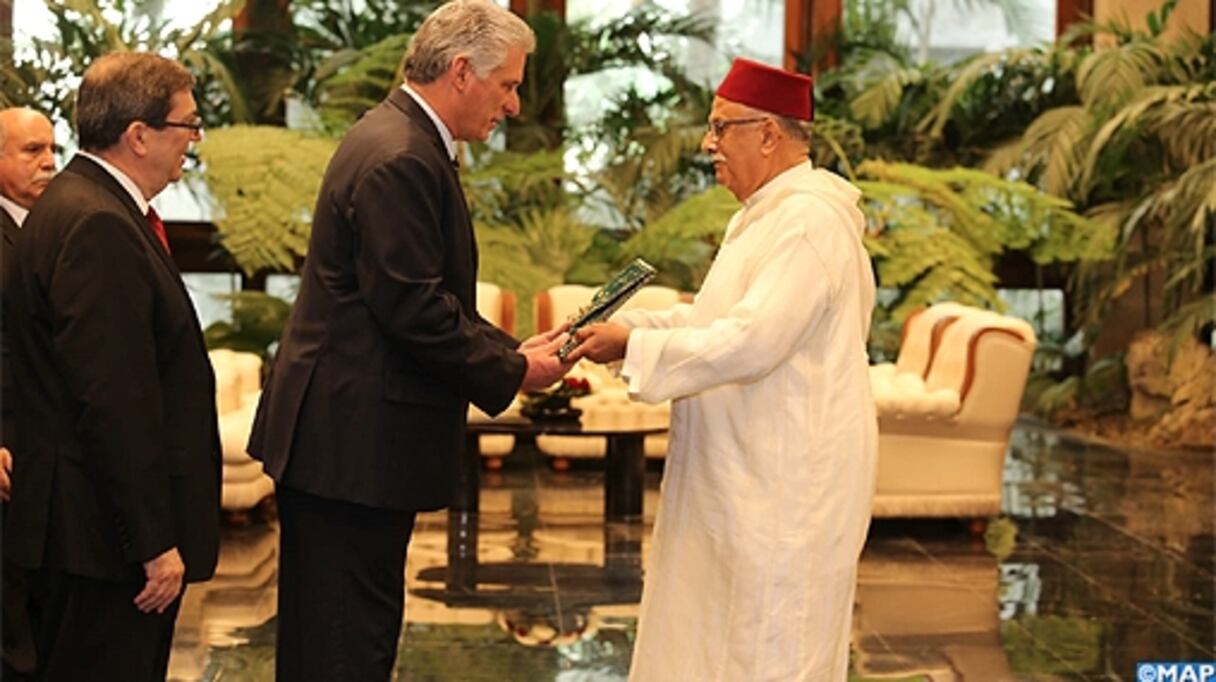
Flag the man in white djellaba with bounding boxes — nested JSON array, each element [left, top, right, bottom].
[[568, 57, 879, 681]]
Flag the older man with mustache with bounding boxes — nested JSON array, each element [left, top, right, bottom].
[[0, 105, 56, 680], [570, 58, 879, 681], [0, 106, 56, 501]]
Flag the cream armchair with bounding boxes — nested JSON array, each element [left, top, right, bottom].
[[530, 284, 684, 465], [470, 282, 519, 465], [209, 349, 274, 512], [870, 304, 1037, 519]]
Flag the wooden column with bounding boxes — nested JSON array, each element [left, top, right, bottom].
[[232, 0, 295, 125], [1, 1, 12, 61], [785, 0, 841, 73], [509, 0, 565, 19], [1057, 0, 1094, 38]]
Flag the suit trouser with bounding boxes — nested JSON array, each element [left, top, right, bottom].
[[26, 569, 180, 682], [274, 484, 417, 682]]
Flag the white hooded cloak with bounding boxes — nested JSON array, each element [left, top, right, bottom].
[[619, 161, 878, 682]]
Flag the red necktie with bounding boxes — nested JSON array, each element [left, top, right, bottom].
[[146, 206, 171, 254]]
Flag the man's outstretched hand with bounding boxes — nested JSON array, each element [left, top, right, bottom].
[[520, 333, 576, 392], [565, 323, 630, 364]]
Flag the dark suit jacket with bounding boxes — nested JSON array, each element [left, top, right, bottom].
[[248, 89, 526, 512], [5, 155, 221, 583], [1, 207, 18, 448]]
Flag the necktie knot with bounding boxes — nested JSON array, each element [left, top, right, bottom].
[[146, 206, 171, 254]]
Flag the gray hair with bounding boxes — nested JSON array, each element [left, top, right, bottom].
[[775, 115, 811, 144], [404, 0, 536, 84]]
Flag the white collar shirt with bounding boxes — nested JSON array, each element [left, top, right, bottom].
[[77, 151, 150, 216], [400, 84, 457, 164], [0, 194, 27, 226]]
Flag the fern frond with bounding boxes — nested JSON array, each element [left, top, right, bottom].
[[197, 126, 339, 275]]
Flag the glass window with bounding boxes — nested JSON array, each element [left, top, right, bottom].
[[182, 273, 242, 332], [564, 0, 785, 133], [890, 0, 1057, 64], [266, 274, 302, 305]]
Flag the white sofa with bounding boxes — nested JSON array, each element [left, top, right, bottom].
[[869, 304, 1037, 519], [530, 284, 684, 463], [209, 349, 274, 512]]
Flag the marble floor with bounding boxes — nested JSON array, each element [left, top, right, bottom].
[[167, 420, 1215, 681]]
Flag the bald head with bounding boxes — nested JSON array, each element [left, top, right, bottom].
[[0, 108, 57, 209]]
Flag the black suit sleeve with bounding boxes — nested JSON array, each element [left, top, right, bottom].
[[49, 213, 175, 564], [351, 154, 525, 411], [477, 313, 520, 350]]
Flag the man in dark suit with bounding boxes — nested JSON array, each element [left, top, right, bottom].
[[247, 0, 570, 678], [5, 53, 220, 682], [0, 106, 57, 680]]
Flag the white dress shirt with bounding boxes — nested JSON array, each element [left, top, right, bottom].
[[400, 84, 457, 163]]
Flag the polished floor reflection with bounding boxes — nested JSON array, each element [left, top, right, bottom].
[[168, 419, 1215, 681]]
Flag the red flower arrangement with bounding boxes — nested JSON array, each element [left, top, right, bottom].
[[521, 377, 591, 420]]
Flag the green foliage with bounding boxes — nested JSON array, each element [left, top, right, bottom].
[[204, 291, 293, 358], [984, 516, 1018, 561], [618, 186, 738, 290], [308, 33, 412, 132], [290, 0, 431, 131], [1001, 615, 1103, 673], [463, 150, 570, 227], [197, 125, 338, 275], [464, 149, 595, 337], [511, 4, 715, 151], [587, 121, 711, 234], [0, 0, 251, 127], [293, 0, 432, 50], [857, 161, 1112, 322], [810, 114, 867, 176], [918, 45, 1081, 144], [1030, 353, 1129, 420]]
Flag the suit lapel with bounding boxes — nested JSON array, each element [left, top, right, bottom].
[[1, 208, 18, 250], [66, 156, 181, 272], [65, 156, 198, 325], [385, 89, 479, 273]]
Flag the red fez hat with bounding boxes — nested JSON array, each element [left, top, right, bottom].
[[715, 58, 814, 121]]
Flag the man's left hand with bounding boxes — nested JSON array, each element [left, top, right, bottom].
[[135, 547, 185, 614], [566, 323, 630, 363], [519, 322, 570, 351]]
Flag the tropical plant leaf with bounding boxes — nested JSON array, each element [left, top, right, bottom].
[[312, 32, 411, 131], [1018, 105, 1091, 198], [618, 185, 738, 290], [197, 125, 339, 275], [848, 53, 925, 130], [1076, 39, 1165, 113]]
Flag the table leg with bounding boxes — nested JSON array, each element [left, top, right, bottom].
[[604, 522, 642, 582], [452, 432, 481, 515], [447, 432, 481, 591], [605, 433, 645, 523]]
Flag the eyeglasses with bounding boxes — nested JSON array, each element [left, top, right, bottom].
[[152, 118, 205, 135], [705, 116, 769, 140]]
